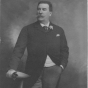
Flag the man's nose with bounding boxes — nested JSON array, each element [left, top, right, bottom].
[[39, 9, 43, 14]]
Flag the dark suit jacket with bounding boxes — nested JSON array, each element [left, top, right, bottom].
[[9, 21, 69, 87]]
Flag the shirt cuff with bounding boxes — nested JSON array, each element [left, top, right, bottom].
[[60, 65, 64, 70], [9, 69, 16, 75]]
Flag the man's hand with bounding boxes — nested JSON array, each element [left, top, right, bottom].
[[6, 69, 16, 78], [58, 66, 63, 74]]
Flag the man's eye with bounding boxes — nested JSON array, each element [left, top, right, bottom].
[[43, 8, 46, 11]]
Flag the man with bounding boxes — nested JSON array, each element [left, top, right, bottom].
[[6, 1, 69, 88]]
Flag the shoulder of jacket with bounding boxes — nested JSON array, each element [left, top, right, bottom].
[[22, 21, 39, 33], [23, 21, 37, 28], [51, 23, 64, 31], [27, 23, 35, 28]]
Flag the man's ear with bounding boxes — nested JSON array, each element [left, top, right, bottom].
[[49, 12, 52, 16]]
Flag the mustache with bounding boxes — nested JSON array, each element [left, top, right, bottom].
[[36, 15, 44, 18]]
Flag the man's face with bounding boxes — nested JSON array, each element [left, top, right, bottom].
[[37, 3, 52, 22]]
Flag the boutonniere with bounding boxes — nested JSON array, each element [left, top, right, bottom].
[[49, 25, 53, 30]]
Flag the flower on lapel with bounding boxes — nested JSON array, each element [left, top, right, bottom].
[[49, 25, 53, 30]]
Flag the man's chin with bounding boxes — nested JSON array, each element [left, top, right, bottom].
[[38, 18, 44, 22]]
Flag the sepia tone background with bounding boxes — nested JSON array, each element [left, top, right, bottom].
[[1, 0, 87, 88]]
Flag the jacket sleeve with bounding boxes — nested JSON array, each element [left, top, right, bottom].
[[60, 28, 69, 69], [9, 26, 28, 70]]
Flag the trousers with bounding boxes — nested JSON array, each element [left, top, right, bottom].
[[42, 65, 62, 88], [23, 65, 62, 88]]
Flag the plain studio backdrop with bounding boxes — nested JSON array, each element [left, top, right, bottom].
[[1, 0, 87, 88]]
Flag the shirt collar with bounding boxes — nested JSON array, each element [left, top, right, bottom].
[[40, 22, 50, 27]]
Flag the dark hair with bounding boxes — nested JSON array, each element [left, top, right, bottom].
[[37, 1, 53, 12]]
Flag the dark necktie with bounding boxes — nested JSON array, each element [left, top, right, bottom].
[[43, 26, 49, 32]]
